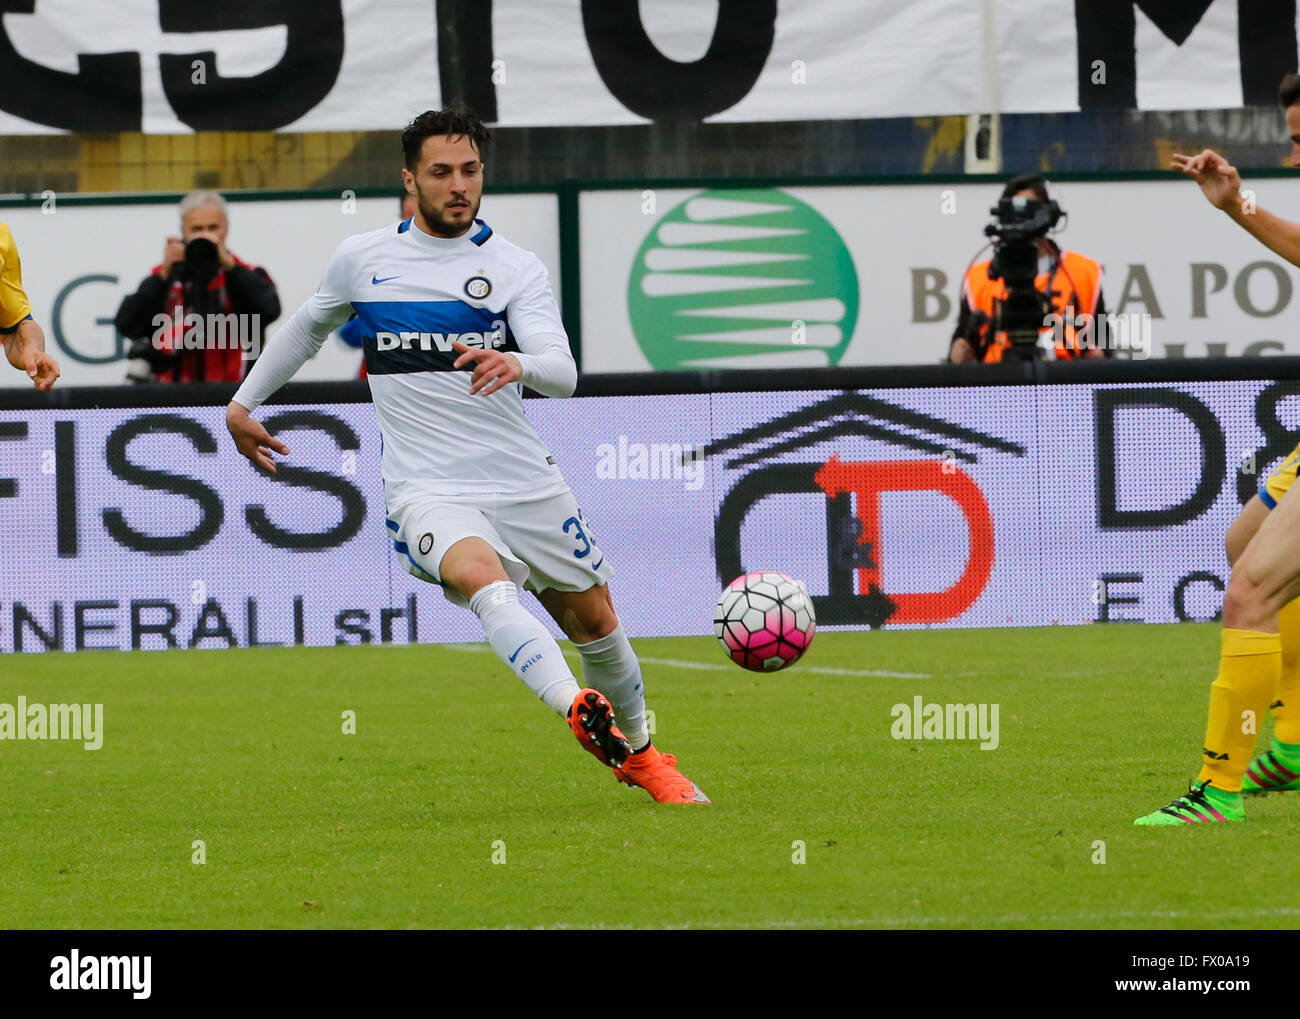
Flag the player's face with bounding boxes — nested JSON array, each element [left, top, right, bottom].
[[182, 204, 228, 245], [404, 134, 484, 237], [1287, 105, 1300, 167]]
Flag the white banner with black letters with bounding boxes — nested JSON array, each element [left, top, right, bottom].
[[0, 1, 1296, 134]]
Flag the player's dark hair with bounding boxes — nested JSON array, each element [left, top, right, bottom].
[[402, 107, 491, 169], [1001, 173, 1049, 202], [1279, 73, 1300, 110]]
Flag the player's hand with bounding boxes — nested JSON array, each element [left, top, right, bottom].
[[22, 349, 59, 391], [226, 402, 289, 475], [159, 236, 185, 278], [1172, 149, 1243, 211], [217, 238, 236, 271], [451, 340, 522, 397]]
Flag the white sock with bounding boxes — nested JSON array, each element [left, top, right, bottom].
[[575, 623, 649, 749], [469, 581, 580, 716]]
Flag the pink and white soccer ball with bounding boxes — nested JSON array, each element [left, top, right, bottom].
[[713, 571, 816, 672]]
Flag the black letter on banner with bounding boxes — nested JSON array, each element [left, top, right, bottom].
[[131, 600, 180, 650], [13, 603, 62, 653], [0, 420, 27, 500], [0, 1, 140, 130], [1076, 0, 1214, 109], [190, 599, 236, 649], [158, 0, 344, 130], [1097, 573, 1141, 623], [246, 411, 365, 551], [582, 0, 775, 121], [335, 608, 371, 645], [75, 600, 118, 651], [1173, 571, 1224, 623], [55, 421, 77, 558], [437, 0, 497, 122], [1243, 381, 1300, 505], [1239, 0, 1298, 105], [1094, 388, 1224, 529], [103, 414, 223, 554]]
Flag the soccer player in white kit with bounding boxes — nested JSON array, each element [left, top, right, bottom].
[[225, 109, 708, 804]]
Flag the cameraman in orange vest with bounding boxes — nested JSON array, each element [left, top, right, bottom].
[[949, 174, 1107, 363]]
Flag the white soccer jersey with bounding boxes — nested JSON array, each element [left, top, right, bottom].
[[234, 217, 575, 508]]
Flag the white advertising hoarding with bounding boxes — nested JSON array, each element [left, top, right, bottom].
[[0, 192, 559, 388], [1, 376, 1288, 653], [580, 178, 1300, 371]]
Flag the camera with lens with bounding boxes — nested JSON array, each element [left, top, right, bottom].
[[982, 197, 1063, 360], [173, 236, 221, 282]]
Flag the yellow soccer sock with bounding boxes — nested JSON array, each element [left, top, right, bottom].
[[1196, 628, 1281, 792], [1271, 599, 1300, 745]]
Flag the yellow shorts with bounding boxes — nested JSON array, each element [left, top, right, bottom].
[[1262, 440, 1300, 509]]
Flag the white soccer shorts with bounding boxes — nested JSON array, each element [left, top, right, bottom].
[[385, 489, 616, 606]]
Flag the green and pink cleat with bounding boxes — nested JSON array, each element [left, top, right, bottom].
[[1134, 741, 1300, 824], [1134, 780, 1244, 825], [1242, 740, 1300, 794]]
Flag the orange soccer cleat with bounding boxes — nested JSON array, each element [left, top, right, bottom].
[[568, 689, 631, 768], [613, 745, 711, 804]]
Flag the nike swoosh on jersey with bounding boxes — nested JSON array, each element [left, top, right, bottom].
[[371, 274, 401, 284], [591, 557, 604, 571], [509, 638, 538, 663]]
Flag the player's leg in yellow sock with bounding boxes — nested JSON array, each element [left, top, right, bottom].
[[1225, 496, 1296, 746], [1197, 629, 1281, 792], [1271, 598, 1300, 744], [1138, 462, 1300, 821], [1196, 482, 1300, 792]]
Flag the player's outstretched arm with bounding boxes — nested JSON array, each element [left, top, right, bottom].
[[1225, 202, 1300, 268], [4, 317, 59, 390], [227, 241, 353, 471], [1173, 148, 1300, 268], [227, 303, 336, 473]]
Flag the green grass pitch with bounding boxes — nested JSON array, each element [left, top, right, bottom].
[[2, 623, 1299, 930]]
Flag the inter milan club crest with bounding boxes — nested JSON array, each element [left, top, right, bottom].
[[464, 275, 491, 299], [418, 532, 435, 555]]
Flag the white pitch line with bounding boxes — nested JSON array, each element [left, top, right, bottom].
[[638, 655, 930, 679], [524, 904, 1300, 930], [440, 644, 929, 679], [750, 905, 1300, 928]]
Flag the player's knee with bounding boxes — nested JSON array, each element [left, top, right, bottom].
[[448, 562, 510, 601], [564, 600, 619, 644], [438, 538, 509, 600], [1222, 571, 1270, 629], [583, 604, 619, 642]]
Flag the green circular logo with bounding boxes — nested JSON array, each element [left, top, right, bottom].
[[628, 188, 858, 370]]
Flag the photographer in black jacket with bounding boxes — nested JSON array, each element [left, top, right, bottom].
[[115, 190, 280, 383]]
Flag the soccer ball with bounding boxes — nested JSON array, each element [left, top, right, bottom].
[[713, 571, 816, 672]]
